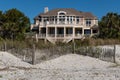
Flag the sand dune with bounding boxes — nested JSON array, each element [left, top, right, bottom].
[[0, 52, 31, 68], [0, 51, 120, 80], [35, 54, 114, 69]]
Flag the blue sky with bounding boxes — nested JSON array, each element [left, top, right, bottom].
[[0, 0, 120, 23]]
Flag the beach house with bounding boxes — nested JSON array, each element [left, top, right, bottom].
[[31, 7, 98, 43]]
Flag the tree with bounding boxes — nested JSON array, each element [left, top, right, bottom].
[[0, 11, 5, 27], [99, 12, 120, 38], [0, 11, 6, 39], [0, 8, 30, 40], [0, 11, 3, 25]]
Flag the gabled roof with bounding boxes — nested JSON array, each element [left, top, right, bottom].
[[34, 8, 97, 20], [40, 8, 83, 16], [82, 12, 97, 19], [34, 16, 39, 20]]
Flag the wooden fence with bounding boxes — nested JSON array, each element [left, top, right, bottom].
[[0, 42, 116, 64]]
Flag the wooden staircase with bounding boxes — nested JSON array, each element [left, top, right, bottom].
[[46, 37, 56, 44], [63, 38, 73, 43]]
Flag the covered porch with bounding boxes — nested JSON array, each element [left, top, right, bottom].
[[45, 27, 84, 38], [35, 27, 97, 43]]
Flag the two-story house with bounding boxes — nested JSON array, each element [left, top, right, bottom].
[[31, 7, 98, 43]]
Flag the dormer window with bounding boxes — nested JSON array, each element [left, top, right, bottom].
[[58, 11, 66, 15], [58, 11, 66, 24], [59, 13, 65, 15]]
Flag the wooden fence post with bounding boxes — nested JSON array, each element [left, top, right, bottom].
[[4, 42, 6, 52], [32, 44, 36, 65], [73, 39, 76, 54], [113, 45, 116, 63]]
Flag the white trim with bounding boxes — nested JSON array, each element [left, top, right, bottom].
[[58, 11, 66, 15]]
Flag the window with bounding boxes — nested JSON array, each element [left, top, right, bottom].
[[59, 13, 65, 15], [66, 28, 73, 34], [84, 29, 91, 34], [59, 16, 65, 24], [58, 11, 66, 24], [76, 16, 80, 24], [93, 29, 98, 34], [66, 16, 69, 24], [69, 16, 72, 24], [86, 19, 91, 26], [58, 11, 66, 15]]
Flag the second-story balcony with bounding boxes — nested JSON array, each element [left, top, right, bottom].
[[39, 21, 84, 27]]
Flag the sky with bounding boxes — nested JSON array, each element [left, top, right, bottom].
[[0, 0, 120, 23]]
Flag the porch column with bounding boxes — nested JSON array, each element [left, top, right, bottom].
[[54, 16, 55, 24], [73, 27, 75, 38], [69, 16, 70, 24], [64, 27, 66, 38], [57, 16, 59, 24], [83, 18, 85, 26], [91, 29, 93, 36], [48, 17, 50, 22], [46, 27, 48, 37], [39, 27, 41, 34], [65, 16, 67, 24], [71, 16, 72, 24], [55, 27, 57, 39], [45, 27, 48, 43], [82, 28, 84, 36], [72, 16, 73, 24], [75, 16, 76, 24], [41, 17, 44, 26]]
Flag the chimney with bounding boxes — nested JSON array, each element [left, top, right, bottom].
[[44, 7, 49, 13]]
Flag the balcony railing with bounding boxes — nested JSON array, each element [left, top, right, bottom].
[[57, 34, 64, 37], [40, 21, 84, 26], [48, 34, 55, 37], [66, 34, 73, 37], [36, 34, 84, 38]]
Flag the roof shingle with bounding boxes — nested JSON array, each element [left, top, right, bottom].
[[34, 8, 97, 19]]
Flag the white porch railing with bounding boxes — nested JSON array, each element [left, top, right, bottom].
[[66, 34, 73, 37], [37, 34, 46, 38], [57, 34, 64, 37], [36, 34, 84, 39], [48, 34, 55, 37]]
